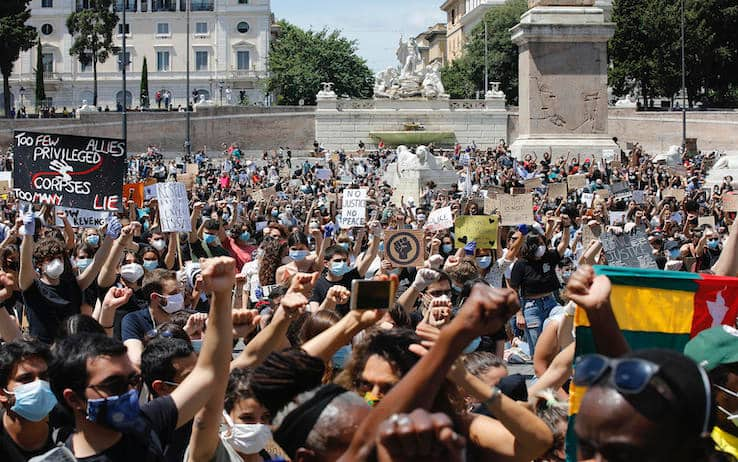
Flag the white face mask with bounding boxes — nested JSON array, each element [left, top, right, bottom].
[[160, 292, 185, 314], [44, 258, 64, 279], [221, 411, 272, 455], [535, 245, 546, 258], [121, 263, 145, 283], [151, 239, 167, 252]]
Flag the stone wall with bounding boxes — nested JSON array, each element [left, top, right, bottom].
[[0, 107, 316, 153]]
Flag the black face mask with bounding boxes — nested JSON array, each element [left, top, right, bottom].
[[4, 261, 18, 271]]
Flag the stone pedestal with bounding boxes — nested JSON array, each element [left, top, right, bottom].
[[509, 4, 618, 159]]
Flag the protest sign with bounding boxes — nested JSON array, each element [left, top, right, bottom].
[[610, 182, 629, 195], [611, 160, 622, 170], [581, 193, 595, 207], [548, 182, 567, 199], [567, 174, 588, 190], [582, 222, 602, 246], [55, 207, 108, 228], [123, 183, 144, 208], [600, 230, 657, 269], [698, 216, 715, 228], [0, 172, 11, 195], [178, 173, 196, 191], [595, 189, 611, 199], [340, 175, 354, 185], [632, 190, 646, 204], [424, 206, 454, 232], [316, 168, 332, 180], [524, 178, 542, 192], [454, 215, 499, 249], [144, 184, 158, 200], [499, 194, 533, 226], [12, 131, 126, 211], [664, 188, 686, 202], [484, 196, 500, 215], [385, 230, 425, 268], [255, 221, 268, 233], [609, 211, 627, 226], [724, 193, 738, 212], [511, 187, 526, 195], [156, 183, 191, 232], [251, 186, 276, 203], [602, 149, 616, 162], [339, 188, 367, 229]]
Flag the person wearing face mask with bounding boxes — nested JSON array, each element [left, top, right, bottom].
[[83, 229, 101, 248], [0, 339, 60, 462], [142, 248, 162, 272], [509, 224, 570, 359], [310, 222, 381, 314], [276, 231, 322, 284], [0, 246, 24, 325], [222, 225, 257, 271], [696, 228, 723, 272], [188, 204, 231, 260], [19, 209, 119, 344], [121, 269, 186, 367], [147, 231, 177, 270]]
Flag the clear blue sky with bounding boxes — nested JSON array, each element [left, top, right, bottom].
[[271, 0, 447, 73]]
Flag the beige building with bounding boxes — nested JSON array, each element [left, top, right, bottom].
[[441, 0, 611, 63], [415, 23, 448, 66], [3, 0, 273, 111]]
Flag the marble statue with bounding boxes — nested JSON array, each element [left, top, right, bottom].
[[373, 37, 449, 100], [397, 37, 423, 81], [421, 62, 447, 99], [317, 81, 337, 98], [374, 67, 400, 99], [385, 145, 458, 203], [225, 88, 234, 105]]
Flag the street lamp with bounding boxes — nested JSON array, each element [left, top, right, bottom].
[[218, 80, 224, 106], [19, 86, 25, 108], [681, 0, 687, 153]]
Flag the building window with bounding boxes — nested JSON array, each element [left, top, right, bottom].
[[191, 0, 213, 11], [156, 23, 169, 35], [41, 24, 54, 35], [195, 51, 208, 71], [76, 0, 91, 11], [117, 23, 131, 35], [236, 51, 250, 70], [80, 53, 92, 72], [42, 0, 53, 7], [156, 51, 170, 71], [114, 0, 137, 11], [236, 21, 250, 34], [238, 0, 248, 3], [42, 53, 54, 73], [451, 9, 456, 24], [195, 22, 208, 35], [118, 51, 131, 71], [151, 0, 176, 11]]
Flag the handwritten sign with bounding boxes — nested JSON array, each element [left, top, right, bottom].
[[567, 174, 588, 190], [12, 131, 126, 211], [178, 173, 196, 191], [632, 190, 646, 204], [385, 230, 425, 268], [581, 193, 594, 207], [316, 168, 332, 180], [424, 206, 454, 232], [524, 178, 542, 192], [157, 182, 192, 232], [724, 193, 738, 212], [600, 230, 657, 269], [186, 163, 199, 175], [339, 188, 367, 229], [0, 172, 11, 195], [55, 206, 108, 228], [454, 215, 499, 249], [595, 189, 611, 199], [484, 196, 500, 215], [499, 194, 533, 226], [144, 184, 158, 200], [663, 188, 686, 202], [123, 182, 144, 208], [251, 186, 276, 203], [548, 182, 567, 199], [609, 211, 627, 226], [698, 216, 715, 228], [602, 149, 616, 162]]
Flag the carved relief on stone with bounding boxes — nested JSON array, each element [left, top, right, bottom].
[[529, 73, 604, 134]]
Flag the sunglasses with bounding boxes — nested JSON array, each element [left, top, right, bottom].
[[87, 373, 142, 397]]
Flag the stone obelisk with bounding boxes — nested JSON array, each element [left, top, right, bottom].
[[509, 0, 618, 159]]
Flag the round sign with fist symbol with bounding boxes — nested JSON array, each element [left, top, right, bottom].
[[385, 230, 423, 268]]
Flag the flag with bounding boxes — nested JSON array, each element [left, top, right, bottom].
[[378, 140, 385, 150], [566, 266, 738, 461]]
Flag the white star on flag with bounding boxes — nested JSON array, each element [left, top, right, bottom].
[[706, 289, 729, 328]]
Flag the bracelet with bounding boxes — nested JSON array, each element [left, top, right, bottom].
[[102, 324, 114, 329], [482, 386, 502, 409]]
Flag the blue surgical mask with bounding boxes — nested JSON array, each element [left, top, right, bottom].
[[330, 261, 350, 277], [85, 388, 145, 434], [669, 249, 680, 259], [76, 258, 93, 272], [289, 250, 309, 262], [271, 210, 279, 217], [707, 240, 719, 249], [452, 284, 463, 293], [463, 336, 481, 354], [191, 339, 203, 353], [142, 260, 158, 271], [378, 241, 384, 252], [442, 244, 454, 254], [339, 242, 350, 251], [203, 234, 217, 245], [86, 235, 100, 246], [5, 380, 57, 422], [476, 256, 492, 269], [240, 231, 251, 242], [332, 345, 352, 370]]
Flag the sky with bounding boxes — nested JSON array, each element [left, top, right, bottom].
[[271, 0, 447, 73]]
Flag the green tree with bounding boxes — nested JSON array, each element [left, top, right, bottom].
[[140, 56, 149, 108], [267, 21, 374, 105], [0, 0, 36, 117], [440, 0, 527, 105], [67, 0, 119, 107], [34, 37, 45, 111]]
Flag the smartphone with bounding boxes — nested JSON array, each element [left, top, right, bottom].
[[350, 279, 396, 310]]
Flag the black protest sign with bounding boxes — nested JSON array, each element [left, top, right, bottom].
[[385, 229, 425, 268], [600, 230, 657, 269], [12, 131, 126, 211]]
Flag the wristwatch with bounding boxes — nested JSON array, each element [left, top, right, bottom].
[[483, 386, 502, 409]]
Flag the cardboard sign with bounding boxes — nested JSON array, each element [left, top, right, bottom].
[[611, 160, 622, 170], [581, 193, 595, 207], [499, 194, 533, 226], [316, 168, 332, 180], [144, 184, 158, 200], [609, 211, 627, 226], [12, 131, 126, 211], [582, 222, 602, 246], [567, 174, 588, 190], [524, 178, 542, 192], [157, 182, 192, 233], [339, 188, 367, 229], [602, 149, 616, 162], [0, 172, 11, 195], [548, 182, 567, 199], [454, 215, 499, 249], [664, 188, 686, 202], [724, 193, 738, 212], [484, 196, 500, 215], [511, 187, 526, 195], [600, 230, 657, 269], [55, 206, 108, 228], [632, 190, 646, 204], [385, 229, 425, 268], [252, 187, 276, 203], [698, 216, 715, 228], [424, 206, 454, 232], [595, 189, 611, 199], [123, 182, 144, 208]]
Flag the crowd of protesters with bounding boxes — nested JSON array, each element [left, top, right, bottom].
[[0, 137, 735, 462]]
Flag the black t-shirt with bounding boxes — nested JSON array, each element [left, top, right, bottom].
[[67, 395, 178, 462], [99, 282, 149, 340], [189, 240, 231, 260], [22, 272, 83, 343], [509, 250, 562, 297], [0, 411, 56, 462], [310, 268, 361, 315]]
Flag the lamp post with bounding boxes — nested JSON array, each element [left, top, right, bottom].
[[218, 80, 224, 106], [484, 19, 488, 95], [122, 0, 127, 152], [681, 0, 686, 152], [185, 0, 191, 157], [19, 86, 25, 109]]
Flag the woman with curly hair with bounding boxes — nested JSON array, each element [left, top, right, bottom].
[[258, 238, 288, 288]]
